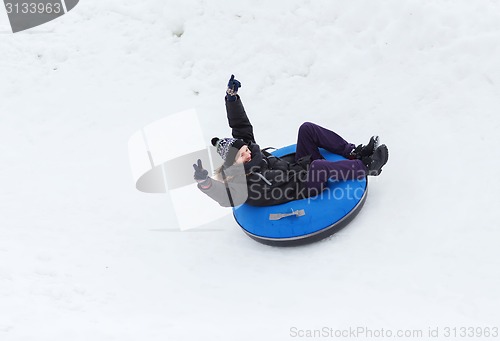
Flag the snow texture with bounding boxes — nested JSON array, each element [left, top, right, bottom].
[[1, 1, 500, 340]]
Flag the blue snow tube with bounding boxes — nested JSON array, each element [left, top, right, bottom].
[[233, 144, 368, 246]]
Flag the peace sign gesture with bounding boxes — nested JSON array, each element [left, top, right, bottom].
[[193, 159, 209, 183]]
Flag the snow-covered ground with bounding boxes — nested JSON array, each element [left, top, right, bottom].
[[1, 1, 500, 340]]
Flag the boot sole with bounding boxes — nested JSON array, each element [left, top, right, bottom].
[[362, 135, 380, 157], [368, 145, 389, 176]]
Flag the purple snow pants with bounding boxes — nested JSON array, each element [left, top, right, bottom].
[[295, 122, 367, 194]]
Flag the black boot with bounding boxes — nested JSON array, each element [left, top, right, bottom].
[[362, 144, 389, 176], [348, 136, 379, 160]]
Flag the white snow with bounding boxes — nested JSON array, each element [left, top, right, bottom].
[[1, 0, 500, 340]]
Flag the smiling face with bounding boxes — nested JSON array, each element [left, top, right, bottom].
[[234, 145, 252, 164]]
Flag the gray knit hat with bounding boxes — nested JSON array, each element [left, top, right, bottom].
[[211, 137, 246, 165]]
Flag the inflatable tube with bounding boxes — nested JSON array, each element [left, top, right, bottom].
[[233, 145, 368, 246]]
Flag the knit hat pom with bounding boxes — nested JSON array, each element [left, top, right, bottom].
[[211, 137, 220, 147]]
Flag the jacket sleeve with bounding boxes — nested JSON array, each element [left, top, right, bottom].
[[198, 177, 248, 208], [225, 95, 256, 144]]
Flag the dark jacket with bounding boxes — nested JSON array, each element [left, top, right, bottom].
[[199, 96, 312, 207]]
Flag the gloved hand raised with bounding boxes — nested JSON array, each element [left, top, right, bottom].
[[226, 74, 241, 102], [193, 159, 211, 189]]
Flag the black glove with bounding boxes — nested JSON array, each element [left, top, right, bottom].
[[193, 159, 211, 187], [226, 74, 241, 102]]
